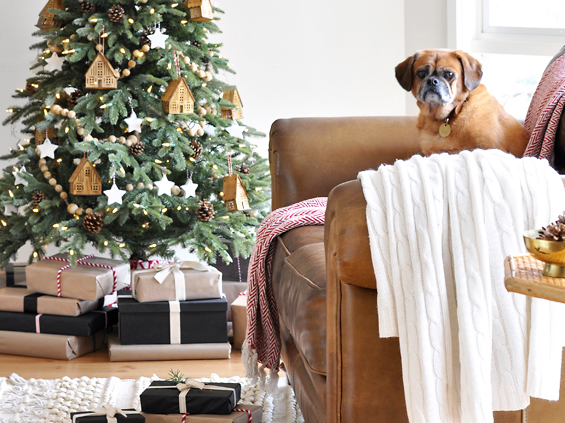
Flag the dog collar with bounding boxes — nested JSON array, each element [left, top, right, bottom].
[[439, 100, 466, 138]]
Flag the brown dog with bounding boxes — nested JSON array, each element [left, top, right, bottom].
[[395, 49, 529, 157]]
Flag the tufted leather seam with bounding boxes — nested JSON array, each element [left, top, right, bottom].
[[283, 254, 324, 291]]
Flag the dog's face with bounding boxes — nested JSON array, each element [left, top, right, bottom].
[[395, 49, 483, 112]]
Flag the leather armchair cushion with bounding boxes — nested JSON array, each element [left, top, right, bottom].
[[272, 226, 327, 375]]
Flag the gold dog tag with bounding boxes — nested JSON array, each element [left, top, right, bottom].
[[439, 123, 451, 138]]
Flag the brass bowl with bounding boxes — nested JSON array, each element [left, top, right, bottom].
[[524, 229, 565, 277]]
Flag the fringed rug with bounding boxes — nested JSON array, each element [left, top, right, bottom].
[[0, 373, 304, 423]]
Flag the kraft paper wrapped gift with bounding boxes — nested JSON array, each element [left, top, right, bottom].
[[230, 295, 247, 349], [142, 404, 262, 423], [0, 262, 27, 288], [107, 333, 231, 361], [131, 262, 222, 303], [71, 406, 145, 422], [140, 380, 241, 415], [0, 329, 105, 360], [118, 295, 228, 345], [0, 287, 104, 316], [0, 306, 117, 336], [26, 254, 130, 301]]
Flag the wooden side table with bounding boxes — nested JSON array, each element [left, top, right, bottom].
[[504, 254, 565, 303]]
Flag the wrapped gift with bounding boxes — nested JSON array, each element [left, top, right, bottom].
[[0, 287, 104, 316], [107, 333, 231, 361], [71, 405, 144, 422], [0, 262, 27, 288], [118, 295, 228, 345], [131, 262, 222, 303], [142, 404, 262, 423], [0, 306, 117, 336], [0, 330, 105, 360], [26, 254, 130, 301], [140, 380, 241, 415], [230, 295, 247, 350]]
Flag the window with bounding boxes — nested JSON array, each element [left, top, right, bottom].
[[449, 0, 565, 119], [75, 184, 82, 192]]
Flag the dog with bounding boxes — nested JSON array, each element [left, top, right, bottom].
[[395, 49, 530, 157]]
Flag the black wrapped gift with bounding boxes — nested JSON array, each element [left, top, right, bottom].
[[0, 306, 117, 336], [71, 406, 144, 422], [140, 380, 241, 415], [118, 295, 228, 345]]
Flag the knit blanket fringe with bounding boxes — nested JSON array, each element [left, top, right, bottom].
[[359, 149, 565, 423], [243, 198, 327, 386]]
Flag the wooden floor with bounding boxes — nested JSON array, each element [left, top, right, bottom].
[[0, 347, 246, 380]]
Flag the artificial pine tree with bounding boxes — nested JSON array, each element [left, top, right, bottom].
[[1, 0, 270, 267]]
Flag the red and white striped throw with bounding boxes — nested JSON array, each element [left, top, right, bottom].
[[243, 197, 327, 378], [524, 54, 565, 160]]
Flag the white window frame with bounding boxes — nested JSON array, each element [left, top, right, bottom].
[[448, 0, 565, 56]]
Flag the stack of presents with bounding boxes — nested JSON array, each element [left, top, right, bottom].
[[0, 254, 249, 361]]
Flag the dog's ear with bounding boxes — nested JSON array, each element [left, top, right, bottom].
[[395, 53, 419, 91], [455, 51, 483, 91]]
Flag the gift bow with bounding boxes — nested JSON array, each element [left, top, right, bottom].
[[72, 404, 134, 423], [153, 261, 209, 301], [176, 379, 206, 391]]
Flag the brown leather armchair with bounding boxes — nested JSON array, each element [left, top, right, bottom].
[[268, 116, 565, 423]]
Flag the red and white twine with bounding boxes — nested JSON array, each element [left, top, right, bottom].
[[45, 254, 118, 297]]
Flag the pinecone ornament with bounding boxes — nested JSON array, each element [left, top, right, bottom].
[[83, 212, 104, 233], [108, 4, 125, 22], [190, 140, 203, 159], [539, 214, 565, 241], [196, 200, 215, 221], [129, 141, 144, 157], [67, 89, 83, 108], [140, 28, 155, 46], [80, 1, 95, 13], [235, 163, 250, 175], [25, 81, 37, 95], [32, 190, 48, 207]]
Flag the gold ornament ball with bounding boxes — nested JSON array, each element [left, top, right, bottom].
[[171, 185, 180, 196], [44, 171, 52, 179], [146, 183, 153, 190], [60, 192, 68, 199], [128, 60, 136, 68], [68, 111, 76, 119], [142, 45, 150, 53], [196, 128, 204, 136], [49, 178, 57, 186], [183, 56, 190, 65], [126, 184, 134, 191], [77, 128, 85, 136], [122, 69, 131, 77], [119, 136, 126, 144], [55, 184, 63, 193], [133, 50, 141, 58], [62, 109, 69, 117], [67, 203, 78, 214], [76, 207, 83, 216], [96, 44, 104, 52], [108, 135, 117, 143], [136, 182, 144, 188], [85, 208, 93, 215], [190, 63, 198, 72], [40, 165, 49, 172], [188, 128, 197, 137], [38, 158, 46, 166]]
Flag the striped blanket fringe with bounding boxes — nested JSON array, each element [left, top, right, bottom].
[[243, 198, 327, 389], [524, 54, 565, 160]]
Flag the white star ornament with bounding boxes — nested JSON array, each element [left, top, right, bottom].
[[46, 52, 65, 72], [181, 179, 198, 198], [104, 182, 126, 205], [148, 28, 169, 49], [37, 138, 58, 159], [155, 174, 175, 196], [124, 111, 144, 133], [13, 166, 29, 186], [226, 121, 245, 139]]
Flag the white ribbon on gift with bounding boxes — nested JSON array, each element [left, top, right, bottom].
[[169, 300, 181, 344], [152, 261, 210, 301], [72, 404, 136, 423], [147, 380, 237, 414]]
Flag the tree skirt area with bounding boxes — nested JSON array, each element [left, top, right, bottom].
[[0, 373, 304, 423]]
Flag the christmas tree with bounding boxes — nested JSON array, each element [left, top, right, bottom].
[[0, 0, 270, 267]]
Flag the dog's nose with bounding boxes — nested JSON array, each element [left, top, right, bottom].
[[427, 77, 440, 86]]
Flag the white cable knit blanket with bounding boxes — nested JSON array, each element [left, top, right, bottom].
[[358, 149, 565, 423]]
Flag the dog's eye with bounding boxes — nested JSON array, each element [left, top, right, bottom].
[[443, 70, 454, 81], [416, 69, 428, 79]]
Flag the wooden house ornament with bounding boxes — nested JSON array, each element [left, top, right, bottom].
[[85, 53, 119, 90], [184, 0, 214, 22], [161, 78, 195, 114], [222, 174, 249, 212], [37, 0, 64, 31], [68, 157, 102, 195], [221, 87, 243, 120], [34, 127, 57, 145]]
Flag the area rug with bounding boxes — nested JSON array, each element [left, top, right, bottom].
[[0, 373, 304, 423]]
